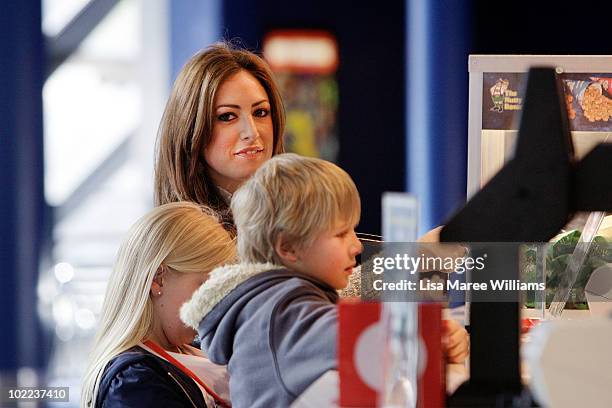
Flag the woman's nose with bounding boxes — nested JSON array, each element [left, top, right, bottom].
[[240, 115, 259, 141]]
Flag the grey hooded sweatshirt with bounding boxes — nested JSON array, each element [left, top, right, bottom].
[[181, 263, 339, 408]]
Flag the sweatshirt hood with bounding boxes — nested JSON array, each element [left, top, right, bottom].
[[180, 262, 338, 365], [180, 262, 280, 330]]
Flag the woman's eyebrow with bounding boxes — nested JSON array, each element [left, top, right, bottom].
[[215, 99, 269, 109], [251, 99, 268, 107]]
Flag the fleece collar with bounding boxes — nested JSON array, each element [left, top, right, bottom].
[[180, 262, 282, 329]]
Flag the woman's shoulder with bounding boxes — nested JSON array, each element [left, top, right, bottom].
[[96, 347, 206, 408]]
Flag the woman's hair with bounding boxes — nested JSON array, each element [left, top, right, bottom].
[[232, 153, 361, 265], [154, 42, 286, 218], [81, 202, 236, 407]]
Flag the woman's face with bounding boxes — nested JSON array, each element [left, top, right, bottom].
[[204, 70, 274, 193]]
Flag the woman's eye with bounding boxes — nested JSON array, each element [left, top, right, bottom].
[[253, 108, 269, 118], [217, 112, 235, 121]]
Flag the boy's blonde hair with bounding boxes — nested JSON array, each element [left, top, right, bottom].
[[231, 153, 360, 264], [81, 202, 236, 407]]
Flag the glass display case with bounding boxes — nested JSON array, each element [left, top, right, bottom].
[[467, 55, 612, 315]]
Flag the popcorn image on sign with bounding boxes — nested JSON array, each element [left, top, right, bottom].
[[564, 78, 612, 123]]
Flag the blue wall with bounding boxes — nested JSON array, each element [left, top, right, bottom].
[[170, 0, 222, 82], [0, 0, 47, 372], [406, 0, 470, 234]]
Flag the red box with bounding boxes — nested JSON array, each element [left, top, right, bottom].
[[418, 304, 445, 408], [338, 301, 382, 407], [338, 301, 444, 407]]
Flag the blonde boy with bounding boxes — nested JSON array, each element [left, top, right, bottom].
[[181, 153, 362, 408], [233, 153, 363, 290]]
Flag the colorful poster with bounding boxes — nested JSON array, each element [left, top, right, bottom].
[[482, 72, 612, 131], [276, 72, 339, 161], [264, 30, 340, 161]]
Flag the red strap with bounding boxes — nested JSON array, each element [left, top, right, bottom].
[[143, 340, 231, 408]]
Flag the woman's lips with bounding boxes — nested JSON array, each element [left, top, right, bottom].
[[234, 146, 264, 157]]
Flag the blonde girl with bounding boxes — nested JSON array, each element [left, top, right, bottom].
[[81, 202, 236, 408]]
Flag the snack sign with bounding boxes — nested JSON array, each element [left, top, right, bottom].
[[482, 72, 612, 131]]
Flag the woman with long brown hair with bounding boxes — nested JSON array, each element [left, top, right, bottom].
[[154, 42, 285, 230]]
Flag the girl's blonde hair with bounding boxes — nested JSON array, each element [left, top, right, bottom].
[[232, 153, 361, 264], [81, 202, 236, 407], [154, 42, 285, 217]]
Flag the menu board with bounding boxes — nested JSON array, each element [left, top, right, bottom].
[[479, 72, 612, 188]]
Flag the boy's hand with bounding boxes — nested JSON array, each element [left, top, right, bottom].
[[442, 319, 469, 364]]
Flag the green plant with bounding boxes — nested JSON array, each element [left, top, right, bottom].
[[523, 231, 612, 309]]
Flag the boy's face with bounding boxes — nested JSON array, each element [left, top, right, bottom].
[[292, 220, 363, 290]]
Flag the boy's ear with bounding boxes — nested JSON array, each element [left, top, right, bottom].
[[275, 234, 299, 264]]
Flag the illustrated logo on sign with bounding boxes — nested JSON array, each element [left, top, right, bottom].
[[490, 78, 522, 113]]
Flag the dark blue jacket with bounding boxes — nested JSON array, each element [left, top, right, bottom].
[[96, 346, 208, 408]]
